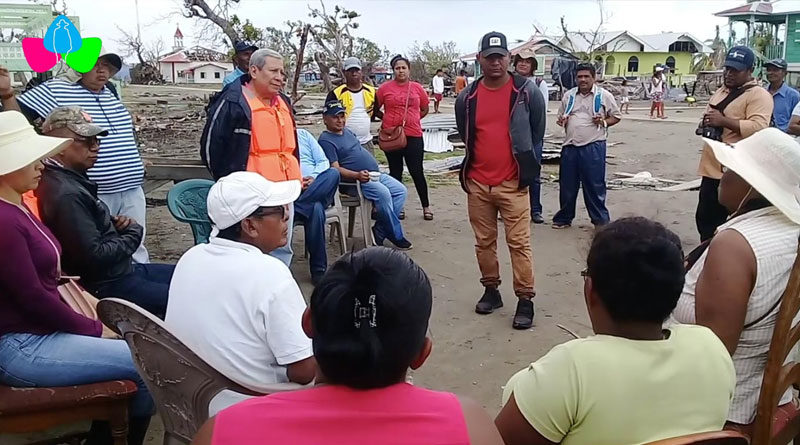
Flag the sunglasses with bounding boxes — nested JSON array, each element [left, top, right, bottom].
[[580, 268, 589, 279], [251, 205, 287, 219], [73, 136, 99, 147]]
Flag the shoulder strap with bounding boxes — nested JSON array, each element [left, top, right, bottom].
[[714, 84, 755, 113]]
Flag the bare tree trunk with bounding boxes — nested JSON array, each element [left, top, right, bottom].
[[314, 52, 332, 92], [183, 0, 239, 46], [291, 25, 310, 101]]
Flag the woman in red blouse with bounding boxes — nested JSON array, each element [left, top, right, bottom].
[[376, 55, 433, 220]]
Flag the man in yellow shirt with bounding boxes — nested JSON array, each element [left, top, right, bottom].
[[495, 218, 735, 445]]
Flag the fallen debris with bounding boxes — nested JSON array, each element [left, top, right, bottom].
[[656, 178, 702, 192]]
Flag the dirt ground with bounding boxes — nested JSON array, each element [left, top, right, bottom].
[[2, 85, 712, 444]]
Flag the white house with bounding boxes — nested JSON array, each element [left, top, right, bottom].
[[158, 25, 231, 84], [182, 62, 232, 84]]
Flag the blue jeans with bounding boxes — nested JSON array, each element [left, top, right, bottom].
[[553, 140, 610, 226], [529, 140, 543, 215], [294, 168, 341, 277], [89, 263, 175, 318], [99, 187, 149, 264], [360, 174, 407, 243], [0, 332, 154, 418], [270, 203, 294, 267]]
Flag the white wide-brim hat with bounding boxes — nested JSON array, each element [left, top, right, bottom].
[[0, 110, 72, 176], [207, 171, 301, 237], [704, 127, 800, 225]]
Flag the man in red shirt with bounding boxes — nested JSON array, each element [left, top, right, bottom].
[[455, 32, 546, 329]]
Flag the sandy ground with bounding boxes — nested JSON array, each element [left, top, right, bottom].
[[2, 86, 710, 444]]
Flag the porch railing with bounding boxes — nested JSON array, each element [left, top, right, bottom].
[[765, 43, 784, 60]]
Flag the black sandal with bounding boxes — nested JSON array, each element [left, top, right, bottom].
[[398, 211, 406, 220], [423, 210, 433, 221]]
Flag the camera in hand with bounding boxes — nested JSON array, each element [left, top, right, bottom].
[[695, 123, 723, 141]]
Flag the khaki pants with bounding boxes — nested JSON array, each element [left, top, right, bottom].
[[466, 178, 535, 297]]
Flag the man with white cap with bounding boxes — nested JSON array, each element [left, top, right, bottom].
[[326, 57, 380, 153], [0, 51, 150, 264], [166, 172, 316, 393]]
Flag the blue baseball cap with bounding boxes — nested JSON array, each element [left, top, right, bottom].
[[323, 100, 346, 116], [234, 41, 258, 54], [724, 46, 755, 71]]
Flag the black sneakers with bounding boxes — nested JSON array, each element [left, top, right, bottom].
[[475, 287, 503, 314], [512, 298, 535, 330], [532, 213, 545, 224], [390, 238, 413, 250]]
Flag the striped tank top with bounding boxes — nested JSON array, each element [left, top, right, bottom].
[[672, 207, 800, 424], [17, 79, 144, 194]]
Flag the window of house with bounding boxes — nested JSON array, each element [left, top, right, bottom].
[[200, 72, 206, 79], [668, 41, 697, 52], [627, 56, 639, 73], [215, 71, 221, 79], [665, 56, 676, 70]]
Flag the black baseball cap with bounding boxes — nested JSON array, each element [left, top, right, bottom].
[[765, 58, 788, 70], [323, 100, 346, 116], [724, 46, 755, 71], [480, 31, 509, 57], [234, 41, 258, 54]]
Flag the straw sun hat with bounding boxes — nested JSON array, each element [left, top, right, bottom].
[[704, 127, 800, 225], [0, 110, 72, 176]]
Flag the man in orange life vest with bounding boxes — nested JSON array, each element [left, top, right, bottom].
[[202, 48, 310, 267]]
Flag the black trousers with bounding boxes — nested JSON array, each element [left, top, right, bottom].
[[696, 176, 729, 242], [385, 136, 430, 208]]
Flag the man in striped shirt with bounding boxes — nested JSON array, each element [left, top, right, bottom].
[[0, 53, 149, 263]]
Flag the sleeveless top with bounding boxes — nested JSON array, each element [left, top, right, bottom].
[[242, 85, 301, 182], [671, 207, 800, 424], [212, 383, 470, 445]]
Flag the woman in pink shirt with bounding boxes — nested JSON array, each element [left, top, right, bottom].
[[193, 247, 502, 445], [376, 55, 433, 221]]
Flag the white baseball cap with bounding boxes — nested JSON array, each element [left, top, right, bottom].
[[207, 172, 301, 236]]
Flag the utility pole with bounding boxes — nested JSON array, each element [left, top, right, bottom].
[[135, 0, 142, 42]]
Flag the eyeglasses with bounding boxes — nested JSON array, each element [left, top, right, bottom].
[[73, 136, 99, 147], [251, 205, 287, 219], [580, 268, 589, 279]]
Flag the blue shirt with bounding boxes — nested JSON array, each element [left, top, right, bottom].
[[223, 67, 245, 87], [318, 129, 379, 172], [18, 79, 144, 194], [768, 82, 800, 132], [297, 129, 330, 178]]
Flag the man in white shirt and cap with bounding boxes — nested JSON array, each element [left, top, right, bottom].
[[166, 172, 316, 393]]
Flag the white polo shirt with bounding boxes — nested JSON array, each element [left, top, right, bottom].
[[165, 237, 312, 393]]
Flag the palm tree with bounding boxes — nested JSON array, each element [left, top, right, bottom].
[[692, 25, 728, 73]]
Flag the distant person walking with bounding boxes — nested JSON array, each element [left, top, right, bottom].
[[455, 31, 545, 330], [223, 41, 258, 88], [432, 69, 445, 114], [764, 58, 799, 133], [649, 66, 667, 119], [620, 79, 631, 114], [553, 63, 621, 229], [455, 70, 468, 95], [513, 48, 548, 224], [326, 57, 380, 154], [376, 55, 433, 221]]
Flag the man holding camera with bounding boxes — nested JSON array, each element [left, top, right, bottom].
[[696, 46, 773, 242]]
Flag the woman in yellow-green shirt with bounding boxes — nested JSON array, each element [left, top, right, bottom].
[[495, 217, 736, 445]]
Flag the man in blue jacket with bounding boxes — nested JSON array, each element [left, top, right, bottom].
[[455, 31, 545, 330]]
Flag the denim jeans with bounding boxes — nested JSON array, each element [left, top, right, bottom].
[[294, 168, 341, 277], [89, 263, 175, 318], [529, 140, 544, 215], [269, 203, 294, 267], [360, 174, 407, 242], [0, 332, 154, 418], [553, 140, 610, 226], [99, 186, 149, 264]]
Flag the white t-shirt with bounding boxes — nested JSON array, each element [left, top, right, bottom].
[[165, 237, 313, 393], [432, 75, 445, 94], [346, 90, 373, 144]]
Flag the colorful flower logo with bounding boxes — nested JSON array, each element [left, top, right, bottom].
[[22, 15, 103, 73]]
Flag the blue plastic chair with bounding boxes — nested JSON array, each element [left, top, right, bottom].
[[167, 179, 215, 245]]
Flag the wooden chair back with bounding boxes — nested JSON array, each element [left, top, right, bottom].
[[645, 430, 749, 445], [751, 239, 800, 445]]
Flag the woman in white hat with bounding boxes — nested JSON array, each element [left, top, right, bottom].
[[671, 127, 800, 433], [0, 111, 154, 445]]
